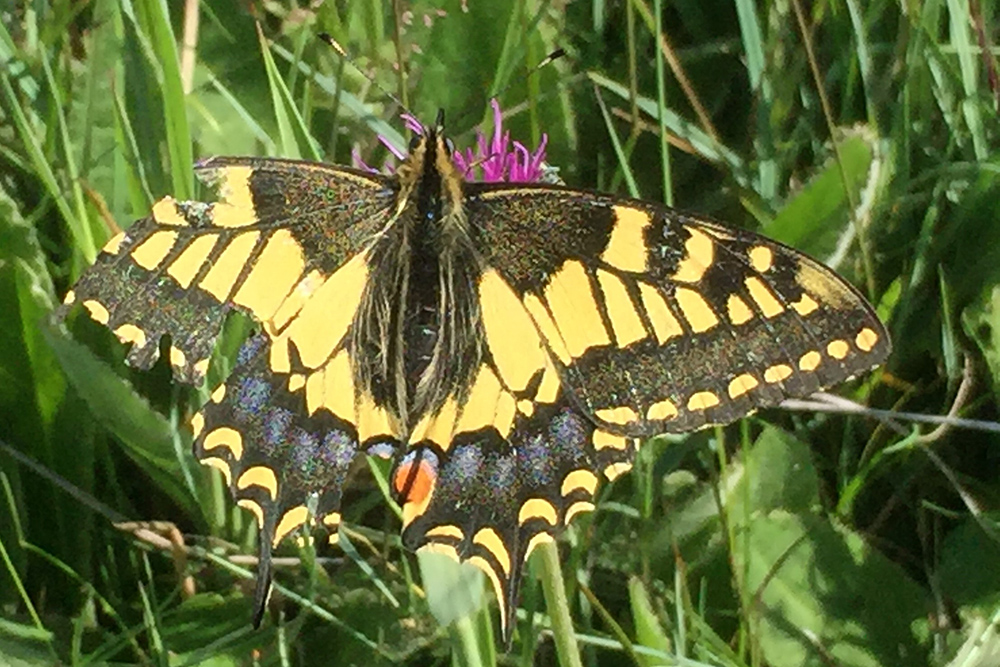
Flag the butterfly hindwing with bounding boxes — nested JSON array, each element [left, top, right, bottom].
[[464, 184, 890, 435], [194, 332, 401, 623], [394, 365, 632, 641]]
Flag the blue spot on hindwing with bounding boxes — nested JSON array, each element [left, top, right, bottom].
[[236, 335, 266, 366], [398, 447, 440, 475], [290, 427, 320, 471], [550, 409, 588, 458], [447, 445, 484, 485], [486, 454, 516, 496], [235, 376, 271, 419], [517, 436, 554, 486], [366, 441, 396, 458], [320, 430, 357, 468], [262, 407, 294, 451]]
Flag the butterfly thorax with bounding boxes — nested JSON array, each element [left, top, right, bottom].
[[351, 130, 484, 430]]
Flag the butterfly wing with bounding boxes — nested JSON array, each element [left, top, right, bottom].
[[61, 157, 404, 619], [395, 183, 890, 642], [466, 185, 890, 434]]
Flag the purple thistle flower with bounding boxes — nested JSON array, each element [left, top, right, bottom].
[[353, 99, 548, 183], [400, 112, 424, 136], [452, 99, 549, 182]]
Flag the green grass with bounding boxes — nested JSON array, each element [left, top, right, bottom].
[[2, 0, 1000, 665]]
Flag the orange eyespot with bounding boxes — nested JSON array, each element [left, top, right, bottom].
[[392, 457, 436, 505]]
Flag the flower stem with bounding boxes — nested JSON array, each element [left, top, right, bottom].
[[537, 540, 583, 667]]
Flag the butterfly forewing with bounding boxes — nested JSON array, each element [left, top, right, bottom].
[[64, 158, 396, 381], [463, 184, 890, 435]]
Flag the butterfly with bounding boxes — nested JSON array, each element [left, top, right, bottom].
[[60, 108, 890, 644]]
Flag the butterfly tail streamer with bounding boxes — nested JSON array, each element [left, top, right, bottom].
[[252, 510, 278, 627]]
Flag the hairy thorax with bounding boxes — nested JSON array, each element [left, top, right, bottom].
[[350, 142, 484, 431]]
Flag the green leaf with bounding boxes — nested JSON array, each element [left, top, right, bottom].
[[257, 23, 322, 161], [627, 576, 671, 664], [963, 284, 1000, 389], [160, 593, 260, 662], [0, 635, 57, 667], [0, 182, 64, 437], [131, 0, 194, 199], [732, 511, 926, 667], [42, 321, 197, 516], [938, 515, 1000, 609], [418, 549, 486, 628], [743, 426, 821, 515], [766, 130, 877, 261]]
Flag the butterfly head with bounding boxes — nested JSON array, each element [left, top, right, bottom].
[[397, 109, 465, 225]]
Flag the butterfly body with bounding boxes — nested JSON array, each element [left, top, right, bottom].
[[61, 113, 889, 644], [360, 146, 484, 430]]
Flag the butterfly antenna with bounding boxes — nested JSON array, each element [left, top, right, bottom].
[[451, 47, 567, 137], [493, 47, 567, 103], [536, 47, 566, 72], [317, 33, 419, 127]]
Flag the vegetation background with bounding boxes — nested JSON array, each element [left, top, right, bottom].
[[2, 0, 1000, 665]]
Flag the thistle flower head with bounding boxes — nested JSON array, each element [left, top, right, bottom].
[[452, 99, 548, 183], [355, 99, 548, 183]]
